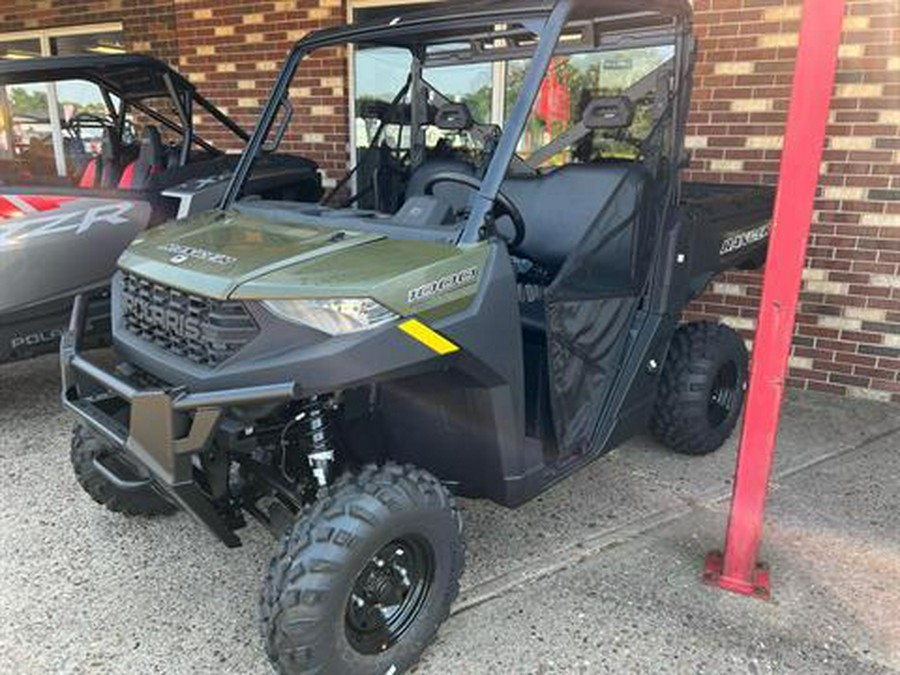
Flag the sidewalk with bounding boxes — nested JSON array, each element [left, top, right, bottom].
[[1, 354, 898, 674], [420, 422, 900, 674]]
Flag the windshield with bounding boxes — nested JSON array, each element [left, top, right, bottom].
[[223, 3, 687, 241]]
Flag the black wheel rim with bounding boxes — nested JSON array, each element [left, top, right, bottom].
[[708, 361, 739, 428], [345, 536, 434, 655]]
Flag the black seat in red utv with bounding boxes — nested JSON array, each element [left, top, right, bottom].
[[78, 128, 123, 189], [100, 129, 127, 188], [119, 126, 168, 190]]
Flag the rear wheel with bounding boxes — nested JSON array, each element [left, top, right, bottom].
[[650, 322, 749, 455], [70, 423, 178, 517], [261, 463, 464, 675]]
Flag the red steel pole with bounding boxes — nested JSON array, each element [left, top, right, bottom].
[[704, 0, 845, 599]]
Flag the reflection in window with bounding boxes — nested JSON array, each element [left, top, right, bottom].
[[51, 31, 125, 56], [355, 48, 412, 151], [0, 38, 41, 61], [1, 81, 106, 184], [509, 46, 676, 166], [423, 63, 493, 123], [2, 83, 53, 177]]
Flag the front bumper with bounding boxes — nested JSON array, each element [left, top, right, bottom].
[[61, 295, 298, 547]]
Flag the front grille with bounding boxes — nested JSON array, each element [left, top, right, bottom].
[[120, 272, 258, 367]]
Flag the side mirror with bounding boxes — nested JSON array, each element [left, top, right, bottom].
[[679, 149, 694, 170]]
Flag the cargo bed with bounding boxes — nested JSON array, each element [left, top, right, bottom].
[[681, 182, 776, 297]]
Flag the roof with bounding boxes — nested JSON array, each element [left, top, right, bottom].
[[0, 54, 193, 101], [359, 0, 691, 25], [298, 0, 691, 52]]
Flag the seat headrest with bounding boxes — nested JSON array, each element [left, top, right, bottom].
[[119, 126, 168, 190], [98, 128, 124, 188], [582, 96, 635, 130], [100, 128, 121, 159], [434, 102, 474, 131], [140, 126, 164, 167]]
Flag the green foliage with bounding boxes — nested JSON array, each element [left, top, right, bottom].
[[7, 86, 108, 119], [8, 87, 48, 117], [461, 86, 491, 124], [68, 101, 108, 115]]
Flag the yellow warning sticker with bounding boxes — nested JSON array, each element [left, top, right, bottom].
[[398, 319, 460, 356]]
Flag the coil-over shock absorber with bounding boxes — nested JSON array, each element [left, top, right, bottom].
[[296, 396, 335, 488]]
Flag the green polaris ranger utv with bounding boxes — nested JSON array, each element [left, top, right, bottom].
[[61, 1, 775, 672]]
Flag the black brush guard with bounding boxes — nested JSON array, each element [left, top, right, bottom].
[[60, 294, 297, 547]]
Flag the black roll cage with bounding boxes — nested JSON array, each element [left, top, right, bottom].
[[0, 55, 250, 166], [221, 0, 694, 244], [103, 73, 248, 164]]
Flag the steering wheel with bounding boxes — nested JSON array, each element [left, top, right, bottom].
[[423, 172, 526, 249]]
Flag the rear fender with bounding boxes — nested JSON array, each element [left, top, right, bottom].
[[161, 171, 234, 219]]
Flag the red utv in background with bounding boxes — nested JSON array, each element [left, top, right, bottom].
[[0, 54, 322, 365]]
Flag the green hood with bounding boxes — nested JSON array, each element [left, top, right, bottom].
[[120, 211, 490, 318], [120, 211, 384, 300]]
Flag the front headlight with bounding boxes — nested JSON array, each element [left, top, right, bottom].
[[262, 298, 399, 335]]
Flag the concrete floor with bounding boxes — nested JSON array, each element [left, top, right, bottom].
[[1, 353, 899, 674]]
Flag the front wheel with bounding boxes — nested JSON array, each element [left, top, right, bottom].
[[261, 463, 464, 675], [650, 322, 749, 455]]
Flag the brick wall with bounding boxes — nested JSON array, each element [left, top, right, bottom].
[[173, 0, 349, 183], [685, 0, 900, 404], [0, 0, 349, 183], [0, 0, 178, 63]]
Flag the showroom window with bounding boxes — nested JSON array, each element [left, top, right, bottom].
[[505, 47, 676, 166], [0, 24, 124, 177], [350, 4, 673, 165]]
